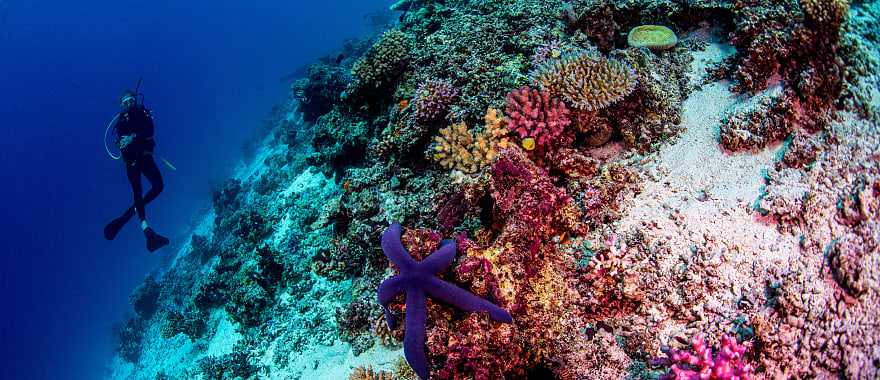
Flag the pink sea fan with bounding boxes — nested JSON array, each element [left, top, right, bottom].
[[505, 86, 571, 148], [660, 334, 754, 380], [413, 78, 458, 123]]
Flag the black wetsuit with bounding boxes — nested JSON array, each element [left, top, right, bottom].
[[115, 104, 163, 222]]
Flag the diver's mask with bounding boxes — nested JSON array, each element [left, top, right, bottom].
[[120, 94, 136, 110]]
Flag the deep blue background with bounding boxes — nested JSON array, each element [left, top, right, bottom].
[[0, 1, 390, 378]]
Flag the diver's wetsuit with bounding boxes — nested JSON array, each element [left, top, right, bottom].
[[104, 103, 169, 252], [116, 104, 163, 222]]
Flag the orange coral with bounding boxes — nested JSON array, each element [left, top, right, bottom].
[[432, 108, 511, 173]]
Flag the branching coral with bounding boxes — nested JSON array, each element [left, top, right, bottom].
[[505, 86, 571, 149], [656, 335, 754, 380], [532, 51, 637, 112], [413, 78, 458, 123], [432, 108, 511, 173]]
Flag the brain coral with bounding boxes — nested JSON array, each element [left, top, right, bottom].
[[532, 51, 638, 112], [627, 25, 678, 50]]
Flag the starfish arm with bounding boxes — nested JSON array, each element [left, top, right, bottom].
[[377, 276, 405, 329], [420, 239, 456, 274], [382, 223, 417, 270], [404, 288, 429, 380], [426, 277, 514, 323]]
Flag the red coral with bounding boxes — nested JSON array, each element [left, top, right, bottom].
[[505, 86, 571, 149], [659, 334, 754, 380]]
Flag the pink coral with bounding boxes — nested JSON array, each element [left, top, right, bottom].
[[660, 335, 754, 380], [505, 86, 571, 149]]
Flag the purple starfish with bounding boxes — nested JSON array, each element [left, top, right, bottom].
[[377, 223, 513, 380]]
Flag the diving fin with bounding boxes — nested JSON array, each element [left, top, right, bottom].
[[144, 227, 169, 252], [103, 210, 135, 240]]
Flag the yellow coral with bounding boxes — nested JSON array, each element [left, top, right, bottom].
[[432, 108, 511, 173], [532, 52, 637, 112]]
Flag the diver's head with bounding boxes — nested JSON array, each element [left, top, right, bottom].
[[120, 90, 137, 111]]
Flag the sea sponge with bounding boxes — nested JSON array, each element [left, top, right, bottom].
[[532, 52, 637, 112], [432, 108, 511, 173], [413, 78, 458, 123], [627, 25, 678, 51], [505, 86, 571, 148]]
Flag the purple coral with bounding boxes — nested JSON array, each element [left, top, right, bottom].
[[659, 334, 754, 380], [413, 78, 458, 123], [505, 86, 571, 148]]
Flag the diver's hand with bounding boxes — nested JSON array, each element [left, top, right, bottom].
[[119, 134, 136, 149]]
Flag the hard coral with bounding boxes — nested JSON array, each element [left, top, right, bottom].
[[413, 78, 458, 123], [532, 51, 637, 112], [348, 30, 412, 96], [658, 335, 755, 380], [432, 108, 511, 173], [627, 25, 678, 51], [505, 86, 571, 149]]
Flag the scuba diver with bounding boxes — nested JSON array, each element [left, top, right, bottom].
[[103, 86, 170, 252]]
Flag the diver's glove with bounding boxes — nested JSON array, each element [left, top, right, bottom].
[[118, 133, 137, 150]]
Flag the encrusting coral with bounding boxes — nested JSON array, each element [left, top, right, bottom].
[[531, 51, 638, 112]]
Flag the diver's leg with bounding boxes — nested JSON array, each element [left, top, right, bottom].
[[103, 163, 141, 240], [139, 155, 164, 205], [139, 155, 169, 252], [127, 163, 147, 222]]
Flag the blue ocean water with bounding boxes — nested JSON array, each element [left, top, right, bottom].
[[0, 1, 388, 378]]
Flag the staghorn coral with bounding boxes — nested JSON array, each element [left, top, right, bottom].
[[413, 78, 459, 123], [505, 86, 571, 150], [432, 108, 511, 173], [532, 51, 637, 112]]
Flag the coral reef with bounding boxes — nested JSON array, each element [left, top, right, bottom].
[[109, 0, 880, 379], [350, 365, 395, 380]]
